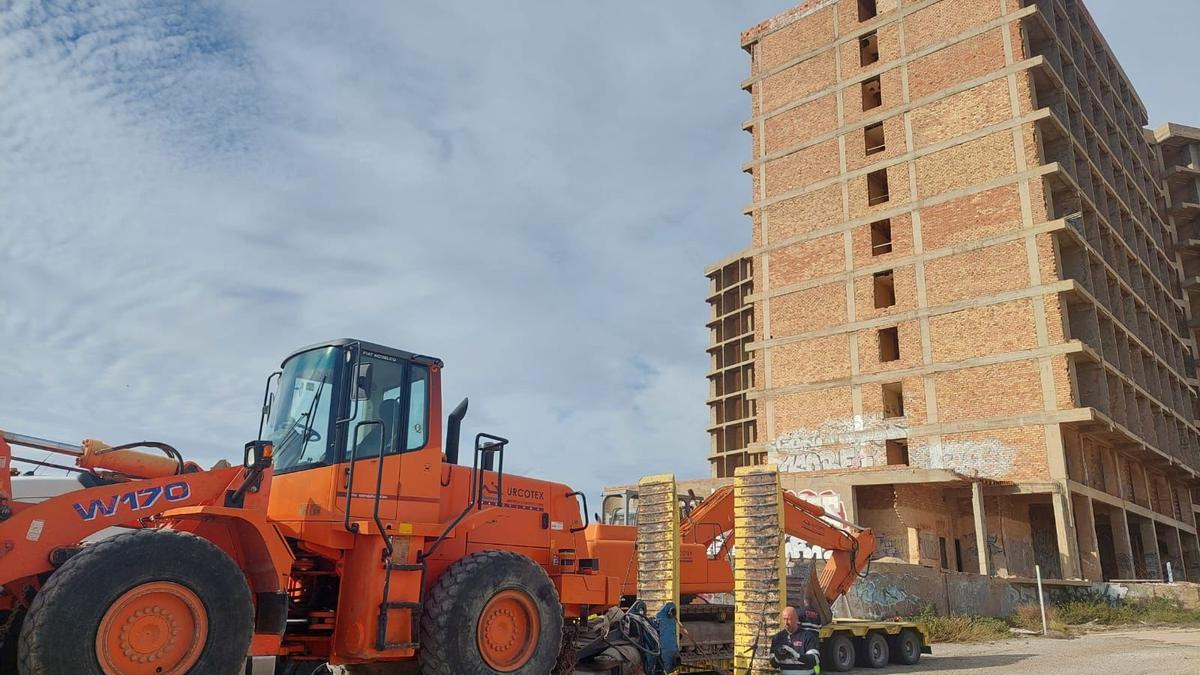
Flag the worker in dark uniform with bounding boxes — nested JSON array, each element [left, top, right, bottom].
[[770, 606, 822, 674]]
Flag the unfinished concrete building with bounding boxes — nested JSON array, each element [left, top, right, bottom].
[[705, 0, 1200, 581]]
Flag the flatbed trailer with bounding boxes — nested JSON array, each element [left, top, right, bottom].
[[815, 619, 932, 672], [574, 610, 932, 674]]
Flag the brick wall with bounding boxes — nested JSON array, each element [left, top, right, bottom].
[[713, 0, 1200, 580]]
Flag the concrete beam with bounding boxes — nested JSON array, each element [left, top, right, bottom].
[[1069, 480, 1198, 535]]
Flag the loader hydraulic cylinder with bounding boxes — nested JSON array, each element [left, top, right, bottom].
[[77, 439, 182, 478]]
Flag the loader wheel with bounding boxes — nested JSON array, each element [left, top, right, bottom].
[[18, 528, 253, 675], [419, 550, 563, 675]]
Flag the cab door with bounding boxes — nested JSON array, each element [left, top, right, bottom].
[[340, 351, 430, 524]]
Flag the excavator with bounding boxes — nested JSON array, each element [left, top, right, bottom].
[[0, 338, 876, 674]]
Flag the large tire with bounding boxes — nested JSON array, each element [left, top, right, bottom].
[[889, 628, 922, 665], [822, 632, 856, 672], [856, 631, 890, 668], [18, 528, 253, 675], [419, 550, 563, 675]]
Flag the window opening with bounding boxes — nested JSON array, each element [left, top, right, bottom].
[[871, 219, 893, 255], [859, 0, 878, 22], [879, 326, 900, 362], [862, 76, 882, 110], [867, 168, 890, 205], [860, 31, 880, 66], [886, 438, 909, 465], [865, 121, 886, 155], [882, 381, 905, 417], [873, 270, 896, 308]]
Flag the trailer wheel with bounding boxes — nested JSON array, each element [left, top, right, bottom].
[[856, 631, 890, 668], [420, 550, 563, 675], [822, 633, 856, 672], [18, 528, 253, 675], [889, 628, 922, 665]]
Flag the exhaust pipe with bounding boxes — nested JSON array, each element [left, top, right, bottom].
[[445, 398, 469, 465]]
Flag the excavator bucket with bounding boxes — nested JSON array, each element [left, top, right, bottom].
[[798, 564, 834, 626]]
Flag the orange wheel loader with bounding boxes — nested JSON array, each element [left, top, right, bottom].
[[0, 339, 619, 674], [0, 338, 877, 675]]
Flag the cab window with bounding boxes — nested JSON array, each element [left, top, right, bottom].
[[344, 356, 429, 459]]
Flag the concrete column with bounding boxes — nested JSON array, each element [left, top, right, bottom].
[[1052, 489, 1083, 579], [1071, 494, 1103, 581], [1189, 141, 1200, 170], [1172, 527, 1187, 582], [972, 482, 990, 575], [1181, 532, 1200, 581], [1157, 523, 1185, 582], [990, 496, 1011, 577], [1110, 506, 1137, 579], [1133, 515, 1160, 579]]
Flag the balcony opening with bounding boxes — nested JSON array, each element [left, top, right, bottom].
[[886, 438, 909, 465], [882, 381, 904, 418], [873, 270, 896, 308], [871, 219, 893, 255], [864, 121, 886, 155], [879, 326, 900, 362], [862, 76, 882, 111], [867, 168, 890, 205], [860, 31, 880, 66], [858, 0, 878, 22]]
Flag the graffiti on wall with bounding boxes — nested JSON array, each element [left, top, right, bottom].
[[917, 530, 941, 564], [924, 437, 1014, 479], [873, 533, 902, 560], [769, 415, 908, 473], [851, 575, 917, 617], [769, 417, 1017, 479]]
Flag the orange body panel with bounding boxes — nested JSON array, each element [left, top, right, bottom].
[[0, 466, 244, 589]]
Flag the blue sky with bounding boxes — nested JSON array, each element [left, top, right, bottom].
[[1, 0, 1197, 500]]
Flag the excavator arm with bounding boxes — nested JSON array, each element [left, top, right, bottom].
[[680, 485, 876, 607]]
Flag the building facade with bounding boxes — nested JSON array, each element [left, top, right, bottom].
[[706, 0, 1200, 581]]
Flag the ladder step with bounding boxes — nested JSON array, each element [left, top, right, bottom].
[[384, 601, 422, 610], [382, 642, 419, 650], [385, 562, 424, 571]]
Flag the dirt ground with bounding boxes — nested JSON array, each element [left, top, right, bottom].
[[902, 627, 1200, 674]]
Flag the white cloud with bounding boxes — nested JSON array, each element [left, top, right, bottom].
[[2, 0, 1194, 502], [0, 0, 802, 498]]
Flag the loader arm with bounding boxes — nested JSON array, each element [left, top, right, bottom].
[[0, 465, 245, 591], [680, 485, 876, 605]]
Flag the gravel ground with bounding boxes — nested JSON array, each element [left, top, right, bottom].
[[900, 627, 1200, 674]]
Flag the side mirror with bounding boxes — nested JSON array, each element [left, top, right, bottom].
[[354, 363, 374, 400]]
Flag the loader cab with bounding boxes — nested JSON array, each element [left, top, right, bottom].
[[263, 339, 447, 533], [265, 340, 439, 474]]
